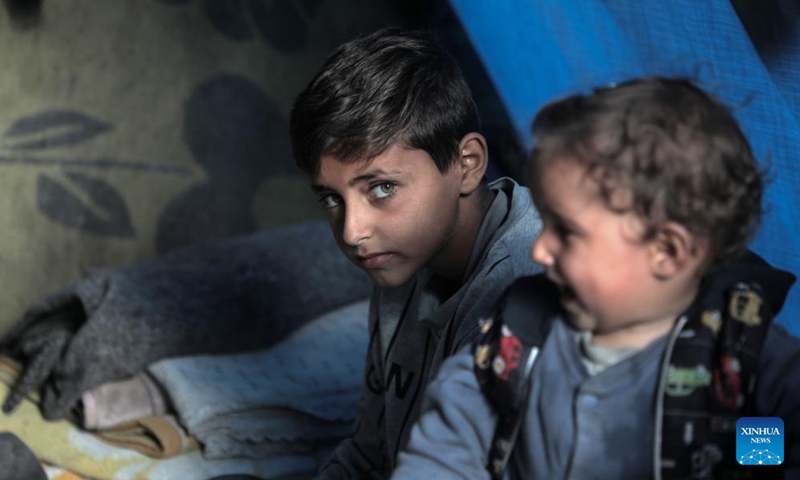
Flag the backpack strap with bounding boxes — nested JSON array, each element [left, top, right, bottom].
[[659, 250, 795, 479], [473, 274, 561, 479], [660, 281, 774, 479]]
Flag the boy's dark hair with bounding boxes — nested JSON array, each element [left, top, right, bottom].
[[289, 27, 480, 177], [528, 77, 764, 269]]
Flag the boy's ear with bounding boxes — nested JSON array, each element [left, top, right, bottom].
[[648, 221, 706, 280], [456, 133, 488, 195]]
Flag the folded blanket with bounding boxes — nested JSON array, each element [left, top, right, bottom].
[[197, 408, 351, 459], [0, 357, 196, 459], [149, 299, 370, 459], [0, 220, 372, 421], [43, 465, 87, 480], [0, 376, 322, 480]]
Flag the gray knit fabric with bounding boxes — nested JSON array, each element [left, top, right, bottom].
[[0, 220, 372, 420]]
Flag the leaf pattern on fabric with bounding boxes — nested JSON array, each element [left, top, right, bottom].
[[3, 109, 111, 151], [36, 172, 136, 238], [203, 0, 255, 41], [246, 0, 307, 52], [157, 0, 314, 52], [155, 74, 293, 253]]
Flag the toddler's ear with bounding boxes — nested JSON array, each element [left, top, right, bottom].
[[457, 133, 488, 194], [649, 221, 706, 280]]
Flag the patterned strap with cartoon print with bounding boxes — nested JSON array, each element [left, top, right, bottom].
[[473, 274, 560, 480], [657, 249, 796, 479], [660, 280, 776, 480]]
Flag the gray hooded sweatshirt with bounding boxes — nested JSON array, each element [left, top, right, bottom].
[[316, 178, 543, 479]]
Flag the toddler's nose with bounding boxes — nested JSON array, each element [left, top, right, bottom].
[[531, 234, 554, 267]]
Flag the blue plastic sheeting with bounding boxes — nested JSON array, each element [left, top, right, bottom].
[[449, 0, 800, 333]]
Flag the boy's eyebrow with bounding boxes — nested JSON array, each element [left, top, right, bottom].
[[311, 169, 403, 193], [347, 169, 402, 186], [310, 184, 332, 194]]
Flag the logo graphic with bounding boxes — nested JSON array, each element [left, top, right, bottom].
[[736, 417, 783, 466], [492, 325, 523, 380], [665, 364, 711, 397], [729, 284, 763, 326]]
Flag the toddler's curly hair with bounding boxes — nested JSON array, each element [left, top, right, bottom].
[[528, 77, 764, 269]]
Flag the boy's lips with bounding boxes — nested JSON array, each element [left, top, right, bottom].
[[357, 252, 393, 269]]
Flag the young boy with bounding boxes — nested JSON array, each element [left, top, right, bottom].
[[392, 77, 800, 479], [289, 28, 542, 478]]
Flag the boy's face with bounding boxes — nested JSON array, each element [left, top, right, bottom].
[[530, 158, 674, 343], [312, 144, 463, 288]]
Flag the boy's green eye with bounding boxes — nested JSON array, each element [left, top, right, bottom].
[[319, 194, 342, 208], [371, 182, 396, 199]]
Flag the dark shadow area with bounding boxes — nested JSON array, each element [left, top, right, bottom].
[[730, 0, 800, 119], [3, 0, 44, 29], [730, 0, 800, 55], [419, 0, 528, 181]]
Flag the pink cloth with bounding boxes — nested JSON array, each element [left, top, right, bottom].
[[80, 373, 169, 430]]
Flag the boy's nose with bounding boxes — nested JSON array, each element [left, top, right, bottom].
[[342, 203, 373, 247]]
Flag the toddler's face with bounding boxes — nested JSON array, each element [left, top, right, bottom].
[[530, 158, 671, 345]]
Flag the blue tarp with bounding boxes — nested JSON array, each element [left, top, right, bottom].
[[450, 0, 800, 334]]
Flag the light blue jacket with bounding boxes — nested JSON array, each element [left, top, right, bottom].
[[392, 318, 800, 479]]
